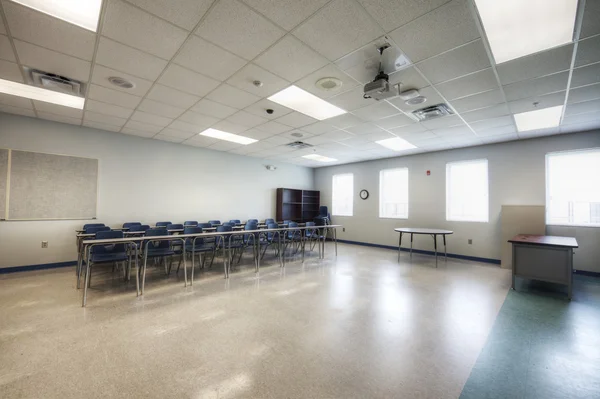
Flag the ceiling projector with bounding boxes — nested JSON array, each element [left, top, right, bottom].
[[363, 46, 400, 101]]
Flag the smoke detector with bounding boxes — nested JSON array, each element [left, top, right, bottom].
[[399, 89, 427, 105], [316, 77, 343, 91], [108, 76, 135, 89]]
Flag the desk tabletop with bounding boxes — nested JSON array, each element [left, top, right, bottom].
[[509, 234, 578, 248], [394, 228, 454, 235]]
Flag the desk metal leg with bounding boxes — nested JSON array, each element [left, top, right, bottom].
[[142, 243, 149, 295], [433, 234, 438, 268], [181, 240, 187, 287], [410, 233, 413, 258], [398, 232, 402, 262], [568, 249, 573, 300], [443, 234, 447, 261], [334, 227, 337, 256]]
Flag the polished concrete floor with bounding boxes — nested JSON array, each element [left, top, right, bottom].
[[0, 243, 559, 398]]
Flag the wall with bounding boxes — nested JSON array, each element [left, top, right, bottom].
[[314, 130, 600, 273], [0, 113, 313, 268]]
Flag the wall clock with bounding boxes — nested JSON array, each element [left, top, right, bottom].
[[359, 189, 369, 200]]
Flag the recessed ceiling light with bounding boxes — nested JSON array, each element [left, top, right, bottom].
[[268, 85, 347, 120], [474, 0, 577, 64], [514, 105, 563, 132], [0, 78, 84, 109], [376, 137, 417, 151], [10, 0, 103, 32], [316, 77, 343, 92], [302, 154, 337, 162], [200, 128, 258, 145]]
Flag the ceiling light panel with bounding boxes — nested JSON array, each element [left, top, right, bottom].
[[474, 0, 577, 64], [0, 78, 85, 109], [302, 154, 337, 162], [268, 85, 347, 120], [10, 0, 103, 32], [375, 137, 417, 151], [200, 128, 258, 145], [514, 105, 564, 132]]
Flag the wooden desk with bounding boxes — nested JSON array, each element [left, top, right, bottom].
[[394, 228, 453, 267], [508, 234, 578, 300]]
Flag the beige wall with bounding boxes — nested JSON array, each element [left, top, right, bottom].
[[0, 113, 313, 268], [314, 130, 600, 273]]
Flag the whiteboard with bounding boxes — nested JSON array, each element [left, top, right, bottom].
[[0, 148, 7, 220], [7, 150, 98, 220]]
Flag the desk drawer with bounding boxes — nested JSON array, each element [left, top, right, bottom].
[[514, 245, 570, 284]]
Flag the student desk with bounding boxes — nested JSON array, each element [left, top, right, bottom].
[[394, 228, 454, 267], [509, 234, 578, 300]]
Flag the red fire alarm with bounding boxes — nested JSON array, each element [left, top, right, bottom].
[[426, 170, 431, 176]]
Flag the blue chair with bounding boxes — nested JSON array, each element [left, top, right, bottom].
[[215, 225, 243, 276], [317, 206, 331, 224], [155, 221, 171, 228], [304, 221, 319, 251], [238, 221, 259, 264], [141, 229, 176, 291], [166, 223, 184, 231], [85, 226, 110, 234], [81, 230, 132, 306], [229, 219, 241, 224], [184, 220, 198, 226], [208, 220, 221, 226], [176, 227, 215, 281], [123, 222, 142, 229], [283, 219, 292, 225], [259, 222, 281, 259], [247, 219, 258, 224], [264, 218, 275, 225], [283, 222, 302, 255], [222, 222, 235, 227], [198, 222, 212, 229], [83, 223, 104, 230], [167, 224, 184, 249], [128, 224, 150, 232]]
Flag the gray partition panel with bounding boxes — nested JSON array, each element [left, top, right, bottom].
[[8, 150, 98, 220], [0, 149, 8, 219]]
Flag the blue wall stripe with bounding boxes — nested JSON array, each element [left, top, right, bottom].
[[0, 260, 77, 274], [334, 238, 502, 265]]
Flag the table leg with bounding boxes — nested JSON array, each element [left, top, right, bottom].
[[568, 249, 573, 300], [334, 227, 337, 256], [443, 234, 447, 261], [511, 244, 516, 291], [398, 232, 402, 263], [410, 233, 413, 258], [181, 239, 187, 287], [142, 242, 149, 295], [433, 234, 438, 268]]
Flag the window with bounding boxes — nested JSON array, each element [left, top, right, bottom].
[[446, 159, 489, 222], [379, 168, 409, 218], [332, 173, 353, 216], [546, 148, 600, 226]]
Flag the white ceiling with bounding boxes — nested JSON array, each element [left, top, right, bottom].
[[0, 0, 599, 167]]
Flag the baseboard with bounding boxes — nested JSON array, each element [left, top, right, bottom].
[[333, 239, 501, 265], [0, 260, 77, 274], [574, 270, 600, 278]]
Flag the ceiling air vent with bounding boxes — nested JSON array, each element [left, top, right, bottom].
[[28, 69, 84, 96], [286, 141, 313, 149], [411, 103, 454, 121]]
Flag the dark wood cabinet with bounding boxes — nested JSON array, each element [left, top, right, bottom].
[[276, 188, 320, 222]]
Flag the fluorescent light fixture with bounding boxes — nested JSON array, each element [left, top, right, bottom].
[[10, 0, 102, 32], [0, 78, 85, 109], [514, 105, 563, 132], [474, 0, 577, 63], [268, 85, 346, 120], [376, 137, 416, 151], [302, 154, 338, 162], [200, 128, 257, 145]]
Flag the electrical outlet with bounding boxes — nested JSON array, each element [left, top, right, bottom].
[[41, 241, 48, 248], [468, 239, 472, 245], [342, 227, 346, 232]]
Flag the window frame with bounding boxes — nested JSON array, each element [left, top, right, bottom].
[[332, 173, 354, 217], [445, 158, 489, 223], [379, 167, 409, 219], [545, 147, 600, 227]]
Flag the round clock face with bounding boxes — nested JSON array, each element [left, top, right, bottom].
[[360, 189, 369, 200]]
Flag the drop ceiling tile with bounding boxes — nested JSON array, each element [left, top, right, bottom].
[[387, 86, 444, 113], [264, 135, 292, 145], [469, 115, 514, 131], [435, 68, 499, 100], [84, 111, 128, 127], [352, 101, 400, 121], [121, 128, 156, 138], [496, 44, 574, 85], [33, 101, 83, 118], [125, 0, 213, 30], [153, 134, 185, 143], [227, 63, 290, 97], [502, 71, 569, 101], [191, 98, 238, 119], [373, 113, 415, 129], [342, 135, 373, 147], [211, 120, 249, 134], [480, 133, 519, 144], [388, 67, 429, 89], [278, 130, 315, 141], [0, 59, 22, 82], [394, 130, 436, 141], [103, 0, 187, 59], [226, 110, 269, 128], [229, 141, 276, 154], [83, 120, 123, 132], [293, 0, 384, 61], [95, 37, 168, 81], [146, 84, 201, 109], [85, 99, 133, 119], [568, 83, 600, 104], [0, 34, 15, 62], [137, 98, 185, 119], [183, 135, 219, 147], [130, 110, 172, 127], [174, 36, 246, 81], [575, 35, 600, 67], [357, 0, 450, 32], [275, 111, 317, 127], [300, 121, 336, 134], [207, 84, 260, 109], [303, 134, 336, 145], [195, 0, 284, 60], [159, 128, 197, 139], [507, 91, 566, 114], [561, 111, 600, 125], [474, 124, 516, 137], [169, 119, 203, 133], [570, 63, 600, 88], [241, 0, 328, 30], [158, 64, 220, 97], [461, 103, 510, 122], [416, 39, 491, 84], [560, 120, 600, 133], [124, 119, 164, 133], [565, 99, 600, 116], [345, 123, 386, 135], [517, 126, 560, 139], [326, 112, 364, 128], [450, 89, 504, 113], [0, 14, 5, 34], [320, 130, 355, 141], [208, 141, 243, 151], [36, 111, 81, 125], [389, 0, 479, 63], [91, 65, 153, 97], [388, 123, 428, 136], [3, 1, 95, 60], [242, 128, 278, 140], [243, 99, 292, 120], [88, 84, 142, 109], [14, 40, 90, 81], [292, 64, 359, 99], [0, 93, 32, 109], [254, 35, 328, 82], [328, 85, 371, 111], [177, 110, 219, 128], [580, 0, 600, 39], [421, 115, 463, 130], [255, 120, 291, 134]]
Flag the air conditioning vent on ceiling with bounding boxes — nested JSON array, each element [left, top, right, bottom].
[[411, 103, 454, 121], [286, 141, 313, 149], [26, 69, 84, 96]]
